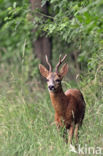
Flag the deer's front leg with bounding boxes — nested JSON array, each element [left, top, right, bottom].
[[55, 113, 61, 129], [55, 113, 68, 143]]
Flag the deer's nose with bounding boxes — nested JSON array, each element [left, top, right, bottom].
[[48, 85, 55, 91]]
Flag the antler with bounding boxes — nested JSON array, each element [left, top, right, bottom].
[[45, 55, 52, 72], [56, 54, 67, 73]]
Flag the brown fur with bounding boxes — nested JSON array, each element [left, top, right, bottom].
[[39, 58, 86, 144], [50, 88, 85, 129], [49, 87, 85, 144]]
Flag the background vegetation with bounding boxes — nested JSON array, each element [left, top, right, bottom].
[[0, 0, 103, 155]]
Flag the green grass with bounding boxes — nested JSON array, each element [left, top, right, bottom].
[[0, 68, 103, 156]]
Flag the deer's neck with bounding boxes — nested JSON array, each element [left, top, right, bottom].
[[49, 87, 67, 116]]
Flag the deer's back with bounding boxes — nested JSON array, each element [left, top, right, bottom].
[[65, 89, 85, 127]]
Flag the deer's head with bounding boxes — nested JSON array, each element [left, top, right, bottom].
[[39, 55, 68, 92]]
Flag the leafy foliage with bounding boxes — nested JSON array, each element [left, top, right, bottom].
[[40, 0, 103, 69], [0, 0, 40, 80], [0, 1, 32, 62]]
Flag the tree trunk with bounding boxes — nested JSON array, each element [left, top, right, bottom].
[[30, 0, 52, 69]]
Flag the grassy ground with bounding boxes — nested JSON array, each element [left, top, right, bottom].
[[0, 65, 103, 156]]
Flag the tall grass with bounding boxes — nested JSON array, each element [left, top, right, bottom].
[[0, 63, 103, 156]]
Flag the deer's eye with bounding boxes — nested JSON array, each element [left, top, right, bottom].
[[46, 79, 49, 82], [55, 79, 60, 83]]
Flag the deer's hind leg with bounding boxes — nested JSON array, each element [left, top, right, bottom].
[[68, 122, 75, 144], [74, 123, 79, 144]]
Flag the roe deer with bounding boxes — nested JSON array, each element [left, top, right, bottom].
[[39, 54, 85, 144]]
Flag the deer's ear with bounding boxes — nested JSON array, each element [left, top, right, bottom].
[[39, 64, 49, 78], [59, 63, 68, 78]]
